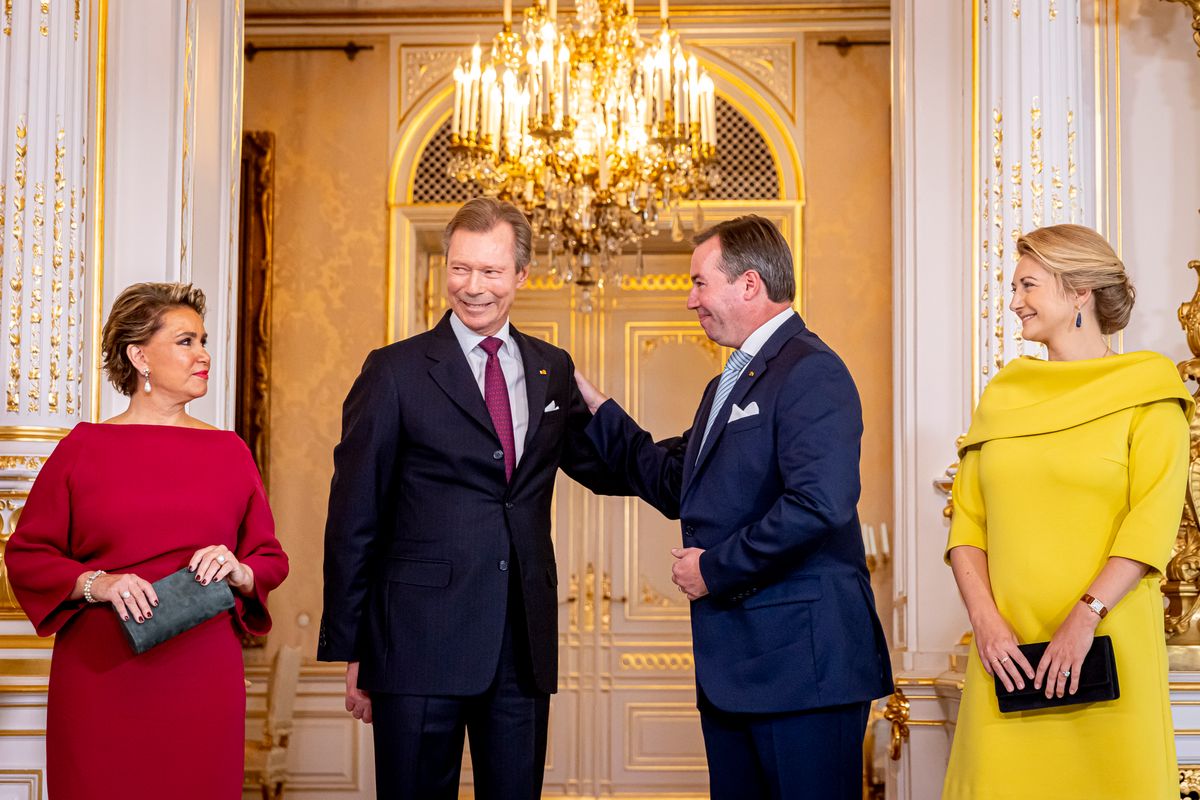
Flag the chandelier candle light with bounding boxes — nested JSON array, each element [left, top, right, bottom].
[[449, 0, 719, 309]]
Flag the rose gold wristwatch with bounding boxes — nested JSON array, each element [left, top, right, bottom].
[[1081, 593, 1108, 619]]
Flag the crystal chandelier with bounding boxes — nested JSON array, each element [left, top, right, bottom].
[[449, 0, 719, 307]]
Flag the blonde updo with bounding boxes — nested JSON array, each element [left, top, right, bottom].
[[101, 282, 207, 396], [1015, 224, 1135, 335]]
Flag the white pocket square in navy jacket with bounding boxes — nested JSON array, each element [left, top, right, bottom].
[[544, 401, 560, 413], [728, 402, 759, 422]]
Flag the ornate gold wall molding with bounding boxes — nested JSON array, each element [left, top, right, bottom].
[[619, 652, 694, 671], [700, 41, 796, 121], [399, 45, 468, 123], [1182, 766, 1200, 797], [0, 456, 45, 479], [882, 687, 911, 760], [0, 488, 31, 619], [639, 331, 722, 362], [619, 273, 693, 292], [1162, 0, 1200, 58], [641, 576, 686, 608], [1168, 262, 1200, 645]]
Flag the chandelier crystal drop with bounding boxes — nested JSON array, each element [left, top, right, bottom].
[[449, 0, 719, 305]]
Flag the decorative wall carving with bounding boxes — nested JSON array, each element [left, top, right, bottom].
[[1182, 766, 1200, 799], [1167, 260, 1200, 644], [619, 652, 694, 671], [704, 41, 796, 119], [973, 4, 1090, 397], [400, 46, 467, 119], [640, 576, 686, 608], [1161, 0, 1200, 58], [0, 490, 30, 619], [0, 0, 90, 426]]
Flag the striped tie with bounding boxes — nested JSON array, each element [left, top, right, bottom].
[[698, 349, 752, 457]]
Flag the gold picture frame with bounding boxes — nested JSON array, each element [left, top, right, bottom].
[[236, 131, 274, 493]]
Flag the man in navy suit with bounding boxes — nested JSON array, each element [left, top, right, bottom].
[[575, 215, 893, 798], [318, 198, 626, 799]]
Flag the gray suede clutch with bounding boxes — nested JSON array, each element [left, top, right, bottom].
[[117, 567, 235, 655]]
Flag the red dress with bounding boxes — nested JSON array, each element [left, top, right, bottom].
[[5, 423, 289, 799]]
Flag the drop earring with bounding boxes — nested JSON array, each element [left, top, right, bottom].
[[1075, 309, 1082, 329], [142, 369, 151, 394]]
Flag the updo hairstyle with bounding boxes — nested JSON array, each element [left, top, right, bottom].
[[1015, 224, 1134, 335]]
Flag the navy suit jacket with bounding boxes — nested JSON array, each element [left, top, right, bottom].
[[317, 311, 626, 696], [587, 312, 893, 713]]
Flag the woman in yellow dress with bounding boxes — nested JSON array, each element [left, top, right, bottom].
[[943, 224, 1193, 800]]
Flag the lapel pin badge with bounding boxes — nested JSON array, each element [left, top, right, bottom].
[[748, 370, 755, 377], [539, 369, 548, 375]]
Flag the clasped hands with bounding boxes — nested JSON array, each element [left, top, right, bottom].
[[84, 544, 254, 624], [974, 601, 1100, 699]]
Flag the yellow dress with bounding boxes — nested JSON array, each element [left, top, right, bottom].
[[942, 351, 1194, 800]]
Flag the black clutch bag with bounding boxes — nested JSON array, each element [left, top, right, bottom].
[[117, 567, 235, 655], [993, 635, 1119, 713]]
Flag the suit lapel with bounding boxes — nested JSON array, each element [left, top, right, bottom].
[[513, 325, 549, 452], [685, 313, 806, 494], [682, 376, 720, 490], [426, 312, 498, 439]]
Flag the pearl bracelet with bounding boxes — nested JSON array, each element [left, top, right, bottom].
[[82, 570, 106, 604]]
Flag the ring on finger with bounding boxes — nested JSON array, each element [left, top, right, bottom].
[[1061, 670, 1071, 678], [999, 655, 1010, 664], [216, 555, 226, 565], [121, 590, 132, 599]]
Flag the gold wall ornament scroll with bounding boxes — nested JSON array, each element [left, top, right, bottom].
[[0, 489, 30, 618], [1167, 259, 1200, 645], [1181, 766, 1200, 798], [1162, 0, 1200, 59], [933, 436, 966, 520], [882, 687, 910, 761]]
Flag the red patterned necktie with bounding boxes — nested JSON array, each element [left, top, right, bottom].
[[479, 336, 515, 482]]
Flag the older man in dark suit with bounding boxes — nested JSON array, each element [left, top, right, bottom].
[[318, 197, 624, 799], [576, 215, 893, 799]]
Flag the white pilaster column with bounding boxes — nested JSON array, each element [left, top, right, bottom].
[[0, 5, 99, 790], [100, 0, 243, 426], [0, 0, 95, 633], [975, 0, 1094, 392], [0, 1, 92, 432]]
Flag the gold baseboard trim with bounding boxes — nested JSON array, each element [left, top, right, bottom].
[[0, 681, 48, 695], [0, 634, 53, 649], [0, 659, 50, 677]]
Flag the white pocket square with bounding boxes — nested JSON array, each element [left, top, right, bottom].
[[544, 401, 560, 413], [728, 402, 759, 422]]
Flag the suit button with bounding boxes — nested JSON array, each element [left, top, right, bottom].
[[493, 449, 504, 460], [684, 525, 695, 536], [505, 502, 514, 510], [499, 560, 509, 571]]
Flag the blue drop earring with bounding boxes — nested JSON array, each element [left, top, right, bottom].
[[1075, 310, 1082, 328]]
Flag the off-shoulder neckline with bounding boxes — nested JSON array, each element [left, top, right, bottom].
[[78, 421, 229, 433]]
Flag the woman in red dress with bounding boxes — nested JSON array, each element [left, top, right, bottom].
[[5, 282, 289, 799]]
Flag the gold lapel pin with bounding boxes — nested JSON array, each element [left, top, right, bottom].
[[748, 370, 756, 377], [539, 369, 548, 375]]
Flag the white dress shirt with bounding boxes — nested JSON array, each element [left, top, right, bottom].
[[449, 313, 529, 465], [737, 306, 796, 362]]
